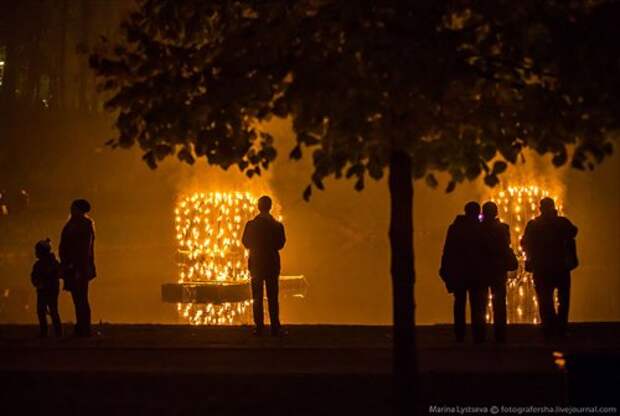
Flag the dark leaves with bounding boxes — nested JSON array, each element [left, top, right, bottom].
[[178, 147, 195, 164], [354, 176, 365, 192], [312, 173, 325, 190], [551, 149, 567, 167], [492, 160, 508, 175], [89, 0, 620, 193], [272, 97, 289, 117], [303, 185, 312, 201], [425, 173, 438, 189], [143, 151, 158, 169], [289, 145, 302, 160], [483, 173, 499, 187], [345, 163, 364, 179], [445, 180, 456, 193]]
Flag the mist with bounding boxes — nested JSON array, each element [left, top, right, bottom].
[[1, 110, 618, 325]]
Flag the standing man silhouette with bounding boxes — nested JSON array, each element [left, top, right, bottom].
[[480, 201, 514, 343], [440, 202, 486, 343], [521, 197, 578, 338], [59, 199, 96, 337], [242, 196, 286, 336]]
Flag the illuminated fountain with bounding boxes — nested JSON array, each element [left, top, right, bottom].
[[485, 185, 563, 324], [161, 191, 306, 325]]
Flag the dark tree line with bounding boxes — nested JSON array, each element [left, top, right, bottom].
[[0, 1, 136, 236], [0, 0, 129, 111]]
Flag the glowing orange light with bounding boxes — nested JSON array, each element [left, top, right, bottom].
[[175, 192, 257, 324], [486, 184, 563, 324]]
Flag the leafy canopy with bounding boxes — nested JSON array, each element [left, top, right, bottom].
[[91, 0, 619, 198]]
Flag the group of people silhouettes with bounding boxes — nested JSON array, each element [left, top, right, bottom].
[[440, 197, 578, 343], [31, 194, 576, 342], [31, 195, 286, 338], [30, 199, 96, 338]]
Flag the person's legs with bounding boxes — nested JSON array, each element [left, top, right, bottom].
[[469, 286, 487, 344], [71, 281, 91, 336], [491, 279, 507, 343], [48, 291, 62, 337], [453, 289, 466, 342], [556, 271, 571, 337], [80, 282, 91, 336], [36, 292, 48, 337], [251, 276, 265, 331], [534, 274, 556, 339], [265, 275, 280, 335]]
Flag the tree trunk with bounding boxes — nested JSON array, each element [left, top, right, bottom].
[[388, 150, 418, 414]]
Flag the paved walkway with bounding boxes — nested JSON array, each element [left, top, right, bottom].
[[1, 324, 618, 414]]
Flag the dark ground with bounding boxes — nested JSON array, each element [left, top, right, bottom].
[[1, 323, 619, 415]]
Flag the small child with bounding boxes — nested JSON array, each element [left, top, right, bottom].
[[31, 239, 62, 337]]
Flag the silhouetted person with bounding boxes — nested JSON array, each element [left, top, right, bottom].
[[480, 201, 514, 343], [440, 201, 486, 343], [31, 239, 62, 337], [59, 199, 96, 337], [242, 196, 286, 336], [521, 197, 578, 338]]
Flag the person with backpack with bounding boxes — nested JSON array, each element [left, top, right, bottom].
[[521, 197, 578, 338]]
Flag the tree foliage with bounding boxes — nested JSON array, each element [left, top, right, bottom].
[[91, 0, 619, 195]]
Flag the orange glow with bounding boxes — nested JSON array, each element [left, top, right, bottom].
[[486, 184, 563, 324], [175, 192, 257, 324], [174, 191, 283, 325], [175, 191, 257, 284]]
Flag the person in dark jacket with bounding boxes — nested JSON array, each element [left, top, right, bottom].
[[242, 196, 286, 336], [480, 201, 513, 343], [31, 239, 62, 337], [59, 199, 96, 337], [440, 201, 486, 343], [521, 197, 578, 338]]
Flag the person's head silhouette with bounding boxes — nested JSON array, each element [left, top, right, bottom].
[[482, 201, 498, 221], [257, 196, 272, 214], [34, 238, 52, 259], [540, 197, 556, 216], [464, 201, 481, 219], [71, 199, 91, 217]]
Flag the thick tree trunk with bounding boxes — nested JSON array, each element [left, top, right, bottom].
[[388, 150, 418, 413]]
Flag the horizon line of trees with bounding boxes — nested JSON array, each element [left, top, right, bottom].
[[0, 0, 130, 112]]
